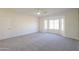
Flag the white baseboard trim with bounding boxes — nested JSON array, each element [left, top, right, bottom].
[[0, 32, 38, 40]]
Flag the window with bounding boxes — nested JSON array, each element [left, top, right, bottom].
[[44, 17, 64, 31], [49, 19, 59, 30], [61, 18, 64, 31], [44, 20, 48, 30], [49, 20, 54, 29], [54, 19, 59, 30]]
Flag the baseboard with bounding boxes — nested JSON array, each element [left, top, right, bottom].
[[43, 32, 79, 40], [0, 32, 38, 40], [0, 32, 78, 41]]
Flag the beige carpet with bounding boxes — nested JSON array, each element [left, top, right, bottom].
[[0, 32, 79, 51]]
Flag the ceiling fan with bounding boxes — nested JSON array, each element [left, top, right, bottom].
[[34, 8, 47, 15]]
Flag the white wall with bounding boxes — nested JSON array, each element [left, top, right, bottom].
[[0, 9, 38, 40], [39, 9, 79, 40], [64, 9, 79, 40]]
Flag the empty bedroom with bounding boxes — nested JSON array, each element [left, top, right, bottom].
[[0, 8, 79, 51]]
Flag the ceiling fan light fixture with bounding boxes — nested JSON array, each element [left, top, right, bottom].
[[37, 12, 41, 15], [34, 8, 47, 16]]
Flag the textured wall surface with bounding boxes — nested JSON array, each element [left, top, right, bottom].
[[39, 9, 79, 40], [0, 9, 38, 40]]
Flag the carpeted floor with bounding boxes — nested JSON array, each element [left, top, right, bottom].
[[0, 32, 79, 51]]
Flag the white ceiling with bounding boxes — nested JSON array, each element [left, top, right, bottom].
[[1, 8, 73, 17], [14, 8, 73, 17]]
